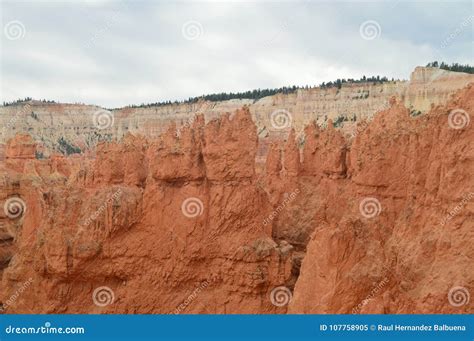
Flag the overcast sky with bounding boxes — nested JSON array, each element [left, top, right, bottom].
[[1, 0, 472, 108]]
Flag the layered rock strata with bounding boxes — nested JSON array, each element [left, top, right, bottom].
[[0, 84, 472, 314]]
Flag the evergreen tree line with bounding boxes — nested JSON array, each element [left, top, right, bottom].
[[426, 61, 474, 74], [320, 75, 391, 90], [2, 98, 57, 107], [124, 75, 395, 109], [3, 61, 471, 109]]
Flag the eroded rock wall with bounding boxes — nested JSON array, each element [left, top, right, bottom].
[[1, 67, 473, 161], [0, 84, 472, 314], [288, 85, 474, 314]]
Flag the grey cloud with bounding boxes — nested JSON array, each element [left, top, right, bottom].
[[1, 0, 472, 107]]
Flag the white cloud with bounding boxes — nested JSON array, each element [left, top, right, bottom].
[[1, 0, 472, 107]]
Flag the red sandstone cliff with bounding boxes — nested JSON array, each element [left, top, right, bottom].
[[0, 84, 472, 314]]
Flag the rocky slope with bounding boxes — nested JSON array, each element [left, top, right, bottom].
[[1, 67, 473, 164], [0, 82, 472, 314]]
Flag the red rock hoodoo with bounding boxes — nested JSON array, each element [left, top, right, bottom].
[[0, 85, 472, 314]]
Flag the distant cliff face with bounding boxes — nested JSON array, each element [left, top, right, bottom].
[[0, 67, 473, 161], [0, 84, 472, 314]]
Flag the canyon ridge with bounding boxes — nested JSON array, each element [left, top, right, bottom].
[[0, 66, 472, 314]]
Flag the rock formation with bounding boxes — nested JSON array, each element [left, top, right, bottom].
[[0, 82, 472, 314], [1, 67, 473, 163]]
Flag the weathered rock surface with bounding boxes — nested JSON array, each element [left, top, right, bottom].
[[288, 85, 474, 314], [0, 83, 472, 314], [1, 67, 473, 165]]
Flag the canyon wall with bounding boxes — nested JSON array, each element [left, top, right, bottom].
[[1, 67, 473, 163], [0, 82, 472, 314]]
